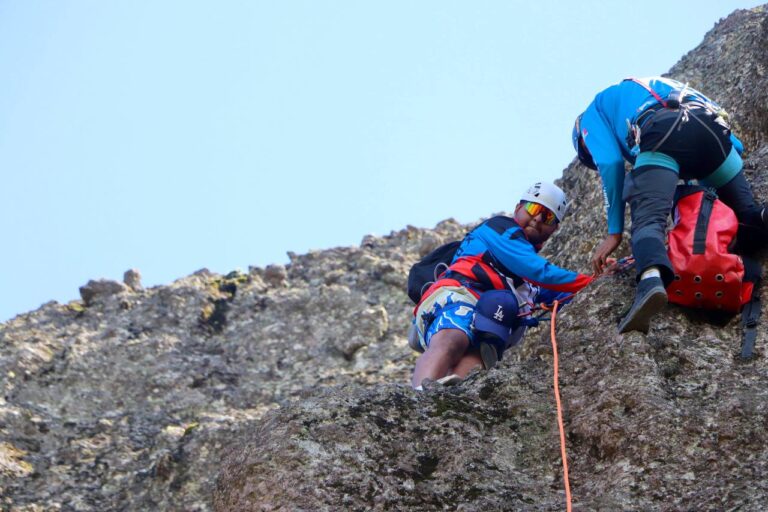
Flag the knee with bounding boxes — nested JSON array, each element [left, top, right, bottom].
[[632, 221, 667, 241], [631, 194, 673, 226], [427, 329, 470, 358]]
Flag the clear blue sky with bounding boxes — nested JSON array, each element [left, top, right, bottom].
[[0, 1, 762, 321]]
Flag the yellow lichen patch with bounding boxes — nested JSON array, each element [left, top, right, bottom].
[[67, 300, 86, 313], [183, 422, 199, 436], [21, 344, 54, 365], [208, 270, 250, 298], [199, 303, 216, 323], [163, 424, 187, 439], [224, 269, 250, 284], [0, 442, 34, 478]]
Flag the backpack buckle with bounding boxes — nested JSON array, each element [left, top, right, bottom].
[[666, 89, 681, 109]]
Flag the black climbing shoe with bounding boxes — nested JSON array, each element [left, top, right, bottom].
[[618, 276, 668, 334], [480, 341, 499, 370]]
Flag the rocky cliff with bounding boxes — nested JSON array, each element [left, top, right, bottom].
[[2, 5, 768, 511]]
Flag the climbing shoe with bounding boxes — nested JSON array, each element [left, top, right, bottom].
[[480, 341, 499, 370], [415, 375, 462, 391], [436, 374, 463, 386], [618, 276, 668, 334]]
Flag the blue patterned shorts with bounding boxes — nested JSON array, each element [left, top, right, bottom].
[[413, 286, 478, 351]]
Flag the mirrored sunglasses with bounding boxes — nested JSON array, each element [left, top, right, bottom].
[[522, 201, 559, 225]]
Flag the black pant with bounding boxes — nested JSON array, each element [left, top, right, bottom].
[[718, 171, 766, 253], [623, 167, 678, 286], [639, 106, 731, 178]]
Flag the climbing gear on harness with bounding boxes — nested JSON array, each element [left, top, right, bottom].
[[520, 182, 569, 222], [617, 276, 668, 334], [614, 256, 636, 273], [626, 80, 690, 152], [624, 77, 730, 156], [626, 118, 641, 148]]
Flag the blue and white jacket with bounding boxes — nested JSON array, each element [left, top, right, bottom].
[[423, 215, 591, 310]]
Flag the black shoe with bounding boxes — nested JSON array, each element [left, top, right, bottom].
[[618, 276, 668, 334], [480, 341, 498, 370]]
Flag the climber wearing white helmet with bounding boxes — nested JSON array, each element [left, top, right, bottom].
[[410, 182, 592, 390], [517, 181, 569, 248]]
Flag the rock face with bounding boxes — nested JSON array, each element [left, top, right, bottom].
[[668, 7, 768, 152], [0, 219, 466, 512], [2, 5, 768, 511]]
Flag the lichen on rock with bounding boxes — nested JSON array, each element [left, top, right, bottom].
[[2, 6, 768, 511]]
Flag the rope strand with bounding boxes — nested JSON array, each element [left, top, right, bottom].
[[524, 258, 639, 509], [544, 300, 572, 512]]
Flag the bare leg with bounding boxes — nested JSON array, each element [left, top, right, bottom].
[[449, 348, 483, 377], [411, 329, 469, 389]]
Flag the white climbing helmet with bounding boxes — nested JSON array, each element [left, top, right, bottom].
[[520, 182, 569, 222]]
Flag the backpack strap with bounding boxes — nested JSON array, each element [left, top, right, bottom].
[[625, 77, 669, 107], [624, 77, 692, 152], [740, 285, 761, 360], [693, 190, 717, 254], [740, 256, 761, 360]]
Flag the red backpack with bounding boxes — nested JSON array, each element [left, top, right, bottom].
[[666, 185, 761, 357]]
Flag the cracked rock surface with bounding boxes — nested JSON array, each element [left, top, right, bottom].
[[2, 5, 768, 511]]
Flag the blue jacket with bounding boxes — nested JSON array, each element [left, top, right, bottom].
[[443, 215, 591, 306], [578, 77, 744, 235]]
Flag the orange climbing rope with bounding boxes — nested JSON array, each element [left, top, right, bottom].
[[519, 258, 638, 509], [543, 300, 572, 512]]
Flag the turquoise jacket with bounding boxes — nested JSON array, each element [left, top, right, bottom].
[[578, 77, 743, 235]]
